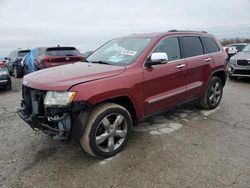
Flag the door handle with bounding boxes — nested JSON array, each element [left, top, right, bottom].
[[205, 58, 212, 62], [176, 64, 186, 68]]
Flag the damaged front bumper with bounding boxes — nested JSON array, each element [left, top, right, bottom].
[[18, 99, 90, 141]]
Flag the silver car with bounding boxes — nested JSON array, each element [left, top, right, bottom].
[[229, 43, 250, 79]]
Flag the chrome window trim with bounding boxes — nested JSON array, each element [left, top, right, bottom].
[[143, 35, 222, 68]]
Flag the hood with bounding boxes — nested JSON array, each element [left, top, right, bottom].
[[23, 62, 126, 90], [231, 51, 250, 60]]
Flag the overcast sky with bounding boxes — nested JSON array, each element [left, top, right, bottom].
[[0, 0, 250, 56]]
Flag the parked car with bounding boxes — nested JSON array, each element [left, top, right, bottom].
[[22, 47, 83, 74], [226, 43, 247, 52], [5, 49, 30, 77], [224, 43, 248, 59], [0, 61, 11, 90], [224, 46, 237, 59], [228, 43, 250, 79], [18, 30, 228, 158]]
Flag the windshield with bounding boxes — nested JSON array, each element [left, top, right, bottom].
[[242, 44, 250, 52], [87, 37, 152, 66], [235, 45, 246, 51]]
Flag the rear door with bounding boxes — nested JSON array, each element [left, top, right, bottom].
[[180, 36, 214, 100], [143, 36, 188, 116]]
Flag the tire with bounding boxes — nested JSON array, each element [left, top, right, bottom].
[[5, 84, 12, 91], [200, 77, 223, 110], [80, 103, 132, 158]]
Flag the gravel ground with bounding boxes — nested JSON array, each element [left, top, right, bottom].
[[0, 77, 250, 188]]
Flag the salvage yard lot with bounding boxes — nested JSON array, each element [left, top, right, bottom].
[[1, 78, 250, 188]]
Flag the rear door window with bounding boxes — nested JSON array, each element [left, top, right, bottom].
[[182, 36, 204, 58], [202, 37, 220, 54], [153, 37, 181, 61], [46, 47, 80, 57]]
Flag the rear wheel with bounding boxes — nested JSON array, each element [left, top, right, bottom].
[[80, 103, 132, 158], [200, 77, 223, 110]]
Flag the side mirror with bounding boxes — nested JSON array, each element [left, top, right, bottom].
[[145, 52, 168, 67]]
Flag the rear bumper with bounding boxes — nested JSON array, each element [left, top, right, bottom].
[[229, 64, 250, 77], [0, 75, 11, 86]]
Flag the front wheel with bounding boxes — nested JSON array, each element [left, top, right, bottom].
[[80, 103, 132, 158], [200, 77, 223, 110]]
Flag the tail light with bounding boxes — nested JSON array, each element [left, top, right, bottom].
[[0, 62, 6, 68]]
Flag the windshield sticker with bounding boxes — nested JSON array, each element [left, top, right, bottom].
[[121, 50, 137, 56]]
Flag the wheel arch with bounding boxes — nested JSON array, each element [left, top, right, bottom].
[[211, 69, 227, 86], [92, 95, 138, 124]]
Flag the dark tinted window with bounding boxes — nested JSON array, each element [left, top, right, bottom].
[[202, 37, 220, 53], [234, 45, 246, 51], [153, 37, 180, 61], [18, 50, 30, 57], [182, 36, 204, 58], [46, 47, 80, 56]]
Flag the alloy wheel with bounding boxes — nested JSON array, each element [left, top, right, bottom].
[[208, 81, 222, 106], [95, 113, 128, 153]]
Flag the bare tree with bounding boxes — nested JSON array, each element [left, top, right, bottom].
[[220, 38, 250, 46]]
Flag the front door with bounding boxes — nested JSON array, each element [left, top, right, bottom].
[[143, 37, 188, 116]]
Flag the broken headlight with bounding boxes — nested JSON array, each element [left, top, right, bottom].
[[44, 91, 76, 107]]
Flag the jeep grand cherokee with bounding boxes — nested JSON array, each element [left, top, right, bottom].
[[18, 30, 228, 158]]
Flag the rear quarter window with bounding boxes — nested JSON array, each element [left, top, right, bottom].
[[202, 37, 220, 54], [182, 36, 204, 58]]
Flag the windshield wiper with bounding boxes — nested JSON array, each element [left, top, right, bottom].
[[91, 61, 110, 65], [82, 59, 89, 63]]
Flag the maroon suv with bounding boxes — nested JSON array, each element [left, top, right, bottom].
[[33, 47, 83, 70], [18, 31, 228, 158]]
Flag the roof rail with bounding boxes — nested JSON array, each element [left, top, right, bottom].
[[168, 29, 207, 33]]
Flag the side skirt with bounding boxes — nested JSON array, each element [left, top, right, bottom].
[[137, 97, 201, 124]]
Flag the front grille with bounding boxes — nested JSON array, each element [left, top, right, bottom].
[[234, 69, 250, 75], [22, 85, 46, 115], [237, 60, 250, 66]]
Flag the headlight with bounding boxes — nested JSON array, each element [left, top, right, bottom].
[[229, 59, 237, 65], [44, 91, 76, 107]]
